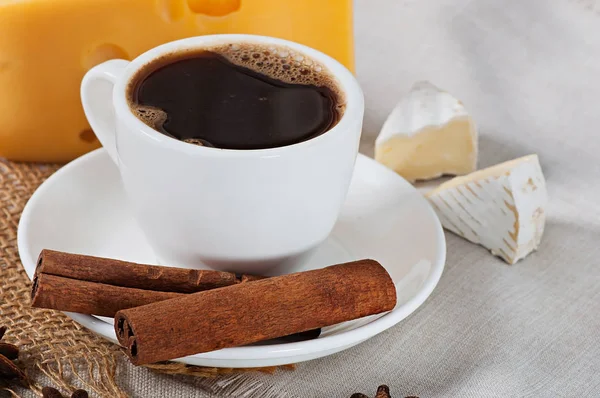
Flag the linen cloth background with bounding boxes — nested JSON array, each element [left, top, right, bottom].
[[14, 0, 600, 396]]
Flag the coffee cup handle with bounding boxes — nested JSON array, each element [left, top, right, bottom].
[[81, 59, 129, 165]]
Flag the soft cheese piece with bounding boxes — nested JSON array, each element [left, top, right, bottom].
[[426, 155, 547, 264], [375, 81, 477, 182], [0, 0, 353, 162]]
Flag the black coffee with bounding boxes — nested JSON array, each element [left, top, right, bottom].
[[128, 44, 345, 149]]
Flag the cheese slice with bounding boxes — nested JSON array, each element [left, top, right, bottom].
[[375, 81, 477, 182], [426, 155, 547, 264]]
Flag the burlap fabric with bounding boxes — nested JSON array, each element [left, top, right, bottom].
[[0, 160, 294, 397]]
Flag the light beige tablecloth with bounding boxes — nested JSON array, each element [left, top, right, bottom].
[[98, 0, 600, 396]]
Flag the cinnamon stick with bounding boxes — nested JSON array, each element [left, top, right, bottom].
[[36, 249, 263, 293], [31, 249, 264, 317], [115, 259, 397, 365], [31, 274, 182, 317]]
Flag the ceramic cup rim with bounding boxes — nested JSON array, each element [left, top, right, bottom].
[[111, 34, 364, 158]]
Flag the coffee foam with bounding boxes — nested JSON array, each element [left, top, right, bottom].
[[182, 137, 215, 147], [210, 43, 346, 110], [131, 105, 167, 132]]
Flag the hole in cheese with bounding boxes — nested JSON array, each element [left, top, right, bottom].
[[79, 129, 98, 143], [156, 0, 187, 22], [82, 43, 129, 71], [186, 0, 241, 16]]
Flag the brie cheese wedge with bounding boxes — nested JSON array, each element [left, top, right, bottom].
[[426, 155, 547, 264], [375, 81, 477, 182]]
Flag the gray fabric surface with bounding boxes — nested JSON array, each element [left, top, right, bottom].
[[60, 0, 600, 396]]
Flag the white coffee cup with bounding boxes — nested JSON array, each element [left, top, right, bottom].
[[81, 34, 364, 273]]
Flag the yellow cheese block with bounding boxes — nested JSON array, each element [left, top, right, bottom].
[[0, 0, 353, 162]]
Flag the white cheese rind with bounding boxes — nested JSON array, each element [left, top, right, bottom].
[[375, 81, 477, 182], [376, 81, 469, 143], [426, 155, 547, 264]]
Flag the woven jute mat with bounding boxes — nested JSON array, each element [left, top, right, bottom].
[[0, 159, 292, 397]]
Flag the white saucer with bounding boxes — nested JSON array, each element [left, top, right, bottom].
[[18, 148, 445, 368]]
